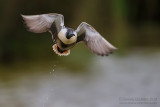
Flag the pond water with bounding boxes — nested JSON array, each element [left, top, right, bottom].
[[0, 52, 160, 107]]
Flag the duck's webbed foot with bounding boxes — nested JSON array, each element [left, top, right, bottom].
[[52, 44, 70, 56], [57, 46, 65, 53]]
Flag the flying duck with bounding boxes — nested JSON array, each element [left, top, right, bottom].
[[21, 13, 117, 56]]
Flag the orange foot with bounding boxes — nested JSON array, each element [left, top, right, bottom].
[[52, 44, 70, 56]]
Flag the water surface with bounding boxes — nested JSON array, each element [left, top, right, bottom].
[[0, 52, 160, 107]]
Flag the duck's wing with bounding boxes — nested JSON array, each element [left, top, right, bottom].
[[75, 22, 117, 56], [21, 13, 64, 41]]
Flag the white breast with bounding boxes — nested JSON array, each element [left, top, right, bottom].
[[58, 28, 77, 44]]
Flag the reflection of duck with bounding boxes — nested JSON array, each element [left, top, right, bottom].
[[22, 13, 117, 56]]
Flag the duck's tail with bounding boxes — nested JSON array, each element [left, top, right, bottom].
[[52, 44, 70, 56]]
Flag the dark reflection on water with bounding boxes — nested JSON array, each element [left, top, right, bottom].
[[0, 52, 160, 107]]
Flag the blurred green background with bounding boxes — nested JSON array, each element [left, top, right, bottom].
[[0, 0, 160, 107], [0, 0, 160, 65]]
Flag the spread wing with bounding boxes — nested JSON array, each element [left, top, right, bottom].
[[76, 22, 117, 56], [21, 13, 64, 41]]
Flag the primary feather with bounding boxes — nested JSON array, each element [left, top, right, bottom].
[[21, 13, 64, 34], [76, 22, 117, 56]]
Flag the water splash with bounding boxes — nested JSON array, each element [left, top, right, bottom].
[[42, 64, 57, 107]]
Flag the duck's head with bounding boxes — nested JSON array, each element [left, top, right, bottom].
[[58, 28, 77, 44], [66, 28, 75, 39]]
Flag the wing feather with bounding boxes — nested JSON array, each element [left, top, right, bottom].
[[76, 22, 117, 56], [21, 13, 64, 34], [21, 13, 64, 41]]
